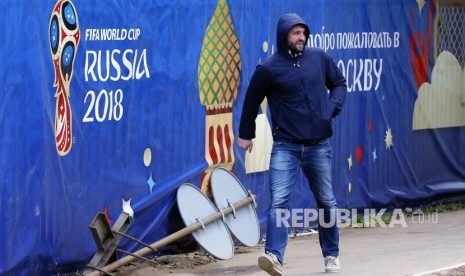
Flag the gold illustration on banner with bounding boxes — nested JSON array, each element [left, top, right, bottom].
[[198, 0, 241, 195]]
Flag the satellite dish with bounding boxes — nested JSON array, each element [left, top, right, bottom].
[[210, 167, 260, 247], [176, 183, 234, 260], [86, 176, 259, 275]]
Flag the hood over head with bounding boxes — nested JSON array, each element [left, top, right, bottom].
[[276, 13, 310, 56]]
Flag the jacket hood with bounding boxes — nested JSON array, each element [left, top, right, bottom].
[[276, 13, 310, 56]]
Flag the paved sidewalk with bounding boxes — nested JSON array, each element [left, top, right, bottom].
[[162, 208, 465, 276]]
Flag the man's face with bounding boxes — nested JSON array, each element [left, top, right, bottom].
[[287, 25, 307, 53]]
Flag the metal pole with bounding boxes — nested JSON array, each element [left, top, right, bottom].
[[113, 230, 157, 253], [85, 195, 254, 276]]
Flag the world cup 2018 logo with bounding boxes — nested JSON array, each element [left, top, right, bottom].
[[49, 0, 80, 156]]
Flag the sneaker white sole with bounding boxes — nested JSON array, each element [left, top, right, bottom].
[[258, 255, 283, 276], [325, 268, 340, 273]]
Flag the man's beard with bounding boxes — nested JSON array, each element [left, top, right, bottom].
[[288, 41, 305, 53]]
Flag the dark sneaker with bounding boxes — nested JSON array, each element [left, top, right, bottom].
[[324, 256, 340, 273], [258, 252, 283, 276]]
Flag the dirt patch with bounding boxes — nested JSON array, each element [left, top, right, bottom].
[[426, 265, 465, 276], [116, 251, 215, 275], [114, 242, 264, 275]]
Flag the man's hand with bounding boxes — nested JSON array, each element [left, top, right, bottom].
[[237, 137, 253, 153]]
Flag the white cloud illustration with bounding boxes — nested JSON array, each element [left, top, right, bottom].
[[245, 99, 273, 174], [413, 51, 465, 130]]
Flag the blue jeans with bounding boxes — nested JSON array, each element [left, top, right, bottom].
[[265, 139, 339, 264]]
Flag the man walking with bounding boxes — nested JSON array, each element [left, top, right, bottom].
[[237, 13, 347, 275]]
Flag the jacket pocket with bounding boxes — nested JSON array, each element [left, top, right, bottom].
[[326, 100, 337, 120]]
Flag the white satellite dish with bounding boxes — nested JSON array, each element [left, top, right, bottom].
[[85, 172, 259, 275], [176, 183, 234, 260], [210, 167, 260, 247]]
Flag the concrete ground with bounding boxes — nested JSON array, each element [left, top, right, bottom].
[[118, 208, 465, 276]]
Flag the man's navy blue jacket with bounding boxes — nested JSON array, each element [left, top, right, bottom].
[[239, 13, 347, 145]]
